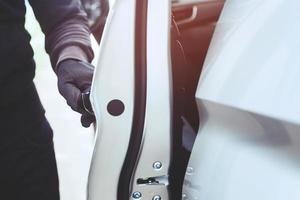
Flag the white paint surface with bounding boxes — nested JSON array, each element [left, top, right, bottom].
[[184, 0, 300, 199]]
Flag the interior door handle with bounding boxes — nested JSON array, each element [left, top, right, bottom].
[[175, 6, 198, 26]]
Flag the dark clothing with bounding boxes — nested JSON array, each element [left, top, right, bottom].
[[0, 0, 94, 198], [0, 83, 60, 200], [0, 82, 45, 139], [0, 0, 94, 105]]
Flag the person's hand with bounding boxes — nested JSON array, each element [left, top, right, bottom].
[[57, 59, 95, 127]]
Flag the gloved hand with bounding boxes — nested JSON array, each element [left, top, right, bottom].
[[57, 59, 95, 127]]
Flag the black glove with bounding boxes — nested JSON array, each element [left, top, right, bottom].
[[57, 59, 95, 127]]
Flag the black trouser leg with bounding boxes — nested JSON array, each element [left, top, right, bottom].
[[0, 117, 60, 200], [0, 83, 60, 200]]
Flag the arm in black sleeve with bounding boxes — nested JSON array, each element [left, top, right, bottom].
[[28, 0, 94, 72], [28, 0, 96, 127]]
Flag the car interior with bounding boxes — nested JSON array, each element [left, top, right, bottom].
[[170, 0, 224, 198]]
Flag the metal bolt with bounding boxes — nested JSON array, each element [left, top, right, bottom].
[[153, 161, 162, 170], [153, 195, 161, 200], [132, 191, 142, 199], [182, 193, 188, 200], [186, 167, 194, 175]]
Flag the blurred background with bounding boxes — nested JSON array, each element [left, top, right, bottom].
[[25, 3, 101, 200]]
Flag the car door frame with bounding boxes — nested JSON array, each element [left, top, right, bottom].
[[88, 0, 172, 199]]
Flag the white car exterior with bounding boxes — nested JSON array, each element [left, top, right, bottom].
[[88, 0, 300, 199], [183, 0, 300, 200], [88, 0, 172, 199]]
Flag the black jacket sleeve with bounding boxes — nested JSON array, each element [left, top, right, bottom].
[[28, 0, 94, 71]]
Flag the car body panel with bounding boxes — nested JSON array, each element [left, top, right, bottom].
[[198, 0, 300, 124], [184, 100, 300, 200], [87, 0, 136, 199], [183, 0, 300, 199], [88, 0, 172, 199], [130, 0, 172, 198]]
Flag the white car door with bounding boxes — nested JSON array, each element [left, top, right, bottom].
[[87, 0, 172, 200], [85, 1, 300, 200], [183, 0, 300, 200]]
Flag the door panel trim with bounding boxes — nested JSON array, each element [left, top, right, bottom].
[[117, 0, 148, 199], [87, 0, 137, 199]]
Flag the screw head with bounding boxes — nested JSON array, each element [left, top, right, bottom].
[[186, 167, 194, 175], [153, 161, 162, 170], [153, 195, 161, 200], [132, 191, 142, 199]]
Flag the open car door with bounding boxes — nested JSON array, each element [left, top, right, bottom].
[[182, 0, 300, 200], [87, 0, 172, 199], [86, 0, 300, 199]]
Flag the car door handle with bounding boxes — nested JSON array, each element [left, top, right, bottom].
[[81, 91, 94, 115], [174, 6, 198, 26]]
